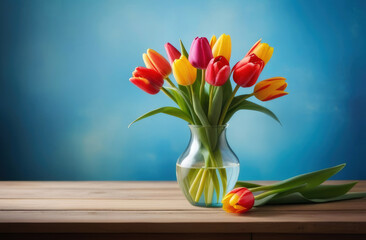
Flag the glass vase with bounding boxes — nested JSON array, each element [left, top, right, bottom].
[[176, 125, 240, 207]]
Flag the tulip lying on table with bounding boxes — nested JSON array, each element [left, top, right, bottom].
[[222, 164, 366, 213]]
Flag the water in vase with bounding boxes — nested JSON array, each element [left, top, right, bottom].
[[176, 163, 240, 207]]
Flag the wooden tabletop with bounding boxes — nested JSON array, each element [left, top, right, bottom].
[[0, 181, 365, 240]]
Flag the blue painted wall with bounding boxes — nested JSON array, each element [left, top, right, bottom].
[[0, 0, 365, 180]]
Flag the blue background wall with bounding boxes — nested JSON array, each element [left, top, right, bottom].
[[0, 0, 365, 180]]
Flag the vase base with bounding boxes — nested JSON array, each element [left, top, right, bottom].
[[190, 202, 223, 208]]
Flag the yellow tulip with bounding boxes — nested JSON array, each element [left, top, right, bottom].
[[212, 34, 231, 61], [254, 77, 288, 101], [172, 55, 197, 86], [251, 42, 274, 65], [209, 35, 216, 49]]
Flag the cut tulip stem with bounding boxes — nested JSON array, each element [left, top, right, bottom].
[[218, 84, 240, 125], [249, 185, 272, 192], [189, 168, 204, 200], [254, 186, 292, 200], [195, 169, 208, 202]]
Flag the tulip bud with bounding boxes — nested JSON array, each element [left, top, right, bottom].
[[247, 40, 273, 65], [232, 54, 264, 87], [254, 77, 288, 101], [129, 67, 164, 95], [209, 35, 217, 49], [164, 43, 181, 64], [222, 187, 255, 213], [212, 34, 232, 62], [143, 49, 172, 78], [205, 56, 230, 86], [188, 37, 213, 69], [172, 55, 197, 86]]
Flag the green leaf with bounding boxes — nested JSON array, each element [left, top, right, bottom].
[[129, 107, 192, 127], [165, 87, 191, 118], [300, 182, 358, 199], [229, 94, 253, 110], [178, 84, 190, 97], [179, 39, 189, 58], [208, 87, 223, 125], [192, 69, 202, 95], [221, 79, 232, 105], [191, 88, 210, 126], [254, 164, 346, 192], [236, 181, 358, 200], [224, 100, 281, 125], [266, 192, 366, 205]]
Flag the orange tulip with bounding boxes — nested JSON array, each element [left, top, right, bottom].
[[222, 187, 255, 213], [254, 77, 288, 101], [143, 49, 172, 78]]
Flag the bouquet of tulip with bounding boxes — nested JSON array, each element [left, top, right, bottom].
[[129, 34, 289, 207]]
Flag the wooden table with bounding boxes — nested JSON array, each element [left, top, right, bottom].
[[0, 181, 365, 240]]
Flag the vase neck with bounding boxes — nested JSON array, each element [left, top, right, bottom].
[[188, 125, 228, 152]]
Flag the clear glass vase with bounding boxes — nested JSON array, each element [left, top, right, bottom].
[[176, 125, 240, 207]]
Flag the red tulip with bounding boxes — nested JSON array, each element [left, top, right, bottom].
[[164, 43, 181, 64], [222, 187, 255, 213], [188, 37, 213, 69], [205, 56, 230, 86], [232, 54, 264, 88], [129, 67, 164, 95]]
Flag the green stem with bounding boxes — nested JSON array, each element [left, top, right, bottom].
[[161, 87, 176, 103], [189, 168, 204, 199], [199, 69, 206, 100], [218, 84, 240, 125], [254, 190, 278, 200], [254, 186, 295, 200], [250, 185, 272, 192], [195, 169, 208, 202], [207, 85, 214, 118], [165, 77, 178, 89]]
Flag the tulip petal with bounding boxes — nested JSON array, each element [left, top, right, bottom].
[[210, 35, 217, 49], [246, 38, 262, 56], [212, 34, 231, 62], [133, 67, 164, 87], [129, 77, 160, 95], [165, 43, 181, 64], [254, 77, 288, 101], [189, 37, 213, 69], [173, 56, 196, 86], [143, 53, 156, 71], [215, 65, 230, 86], [263, 92, 289, 101], [146, 49, 172, 78]]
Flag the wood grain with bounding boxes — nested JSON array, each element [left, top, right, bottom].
[[0, 181, 365, 238]]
